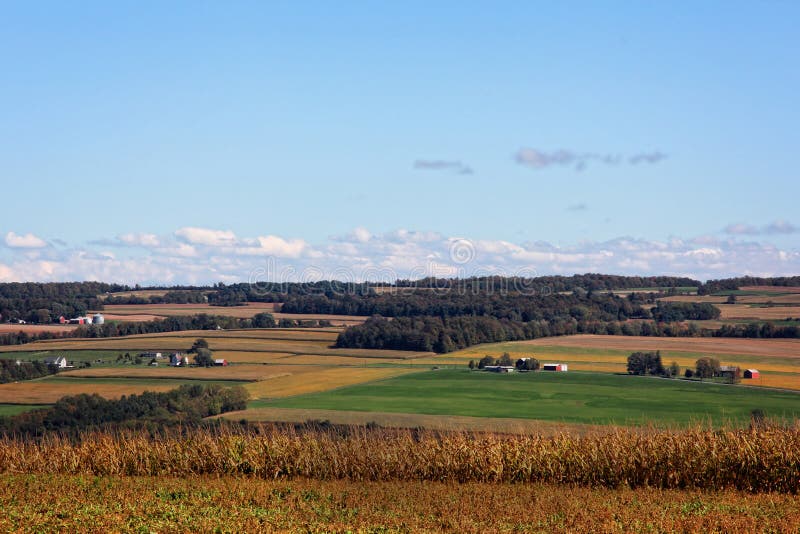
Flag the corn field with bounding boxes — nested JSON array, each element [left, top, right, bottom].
[[1, 424, 798, 493]]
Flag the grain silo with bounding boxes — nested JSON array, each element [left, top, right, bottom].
[[93, 313, 105, 325]]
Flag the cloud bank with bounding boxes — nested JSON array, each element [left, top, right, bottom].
[[515, 148, 667, 171], [724, 220, 799, 236], [5, 231, 47, 249], [413, 160, 473, 175], [1, 226, 799, 285]]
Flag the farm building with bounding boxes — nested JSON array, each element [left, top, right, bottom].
[[718, 365, 741, 380], [170, 353, 189, 367], [140, 351, 162, 359], [484, 365, 514, 373], [744, 369, 760, 379], [93, 314, 105, 325], [542, 363, 568, 372], [213, 359, 228, 366], [42, 355, 68, 369]]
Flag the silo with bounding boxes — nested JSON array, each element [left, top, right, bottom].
[[93, 313, 105, 325]]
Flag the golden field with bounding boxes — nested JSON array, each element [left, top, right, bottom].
[[715, 303, 800, 320], [0, 324, 77, 333], [3, 474, 799, 533], [64, 365, 275, 382], [2, 426, 800, 492], [243, 367, 417, 400], [218, 406, 607, 435], [662, 293, 800, 305], [0, 328, 431, 361], [0, 380, 182, 404], [0, 327, 431, 409]]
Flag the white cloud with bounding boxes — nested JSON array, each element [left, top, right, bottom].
[[724, 220, 799, 236], [175, 227, 237, 246], [118, 233, 160, 247], [5, 231, 47, 249], [352, 227, 371, 243], [234, 235, 307, 258], [1, 226, 799, 284]]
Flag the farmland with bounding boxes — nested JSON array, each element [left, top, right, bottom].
[[0, 377, 246, 404], [3, 324, 800, 429], [0, 323, 76, 333], [0, 326, 430, 415], [96, 302, 368, 325], [2, 473, 799, 532], [266, 370, 800, 427]]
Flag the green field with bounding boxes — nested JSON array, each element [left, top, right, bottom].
[[44, 376, 249, 388], [0, 404, 50, 416], [6, 350, 149, 366], [269, 370, 800, 426]]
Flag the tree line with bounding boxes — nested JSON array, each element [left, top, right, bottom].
[[282, 291, 653, 322], [336, 313, 800, 354], [0, 384, 249, 438], [0, 312, 275, 347], [0, 282, 125, 323], [104, 290, 208, 305], [0, 358, 60, 383], [698, 276, 800, 295]]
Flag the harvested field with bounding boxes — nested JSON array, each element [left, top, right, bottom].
[[98, 301, 367, 325], [716, 304, 800, 320], [0, 379, 187, 404], [662, 294, 800, 305], [741, 285, 800, 293], [97, 302, 279, 318], [660, 295, 727, 303], [98, 313, 165, 322], [244, 367, 418, 400], [204, 350, 297, 364], [0, 324, 76, 333], [277, 354, 408, 366], [218, 407, 607, 435], [62, 364, 278, 382], [0, 329, 432, 361]]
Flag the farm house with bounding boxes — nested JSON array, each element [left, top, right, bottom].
[[43, 355, 69, 369], [484, 365, 514, 373], [170, 353, 189, 366], [744, 369, 760, 379], [542, 363, 568, 372]]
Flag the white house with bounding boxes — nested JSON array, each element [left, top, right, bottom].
[[43, 355, 68, 369]]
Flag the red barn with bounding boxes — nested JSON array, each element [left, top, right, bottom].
[[743, 369, 760, 379]]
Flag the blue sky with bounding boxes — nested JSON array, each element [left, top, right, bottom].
[[1, 1, 798, 283]]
